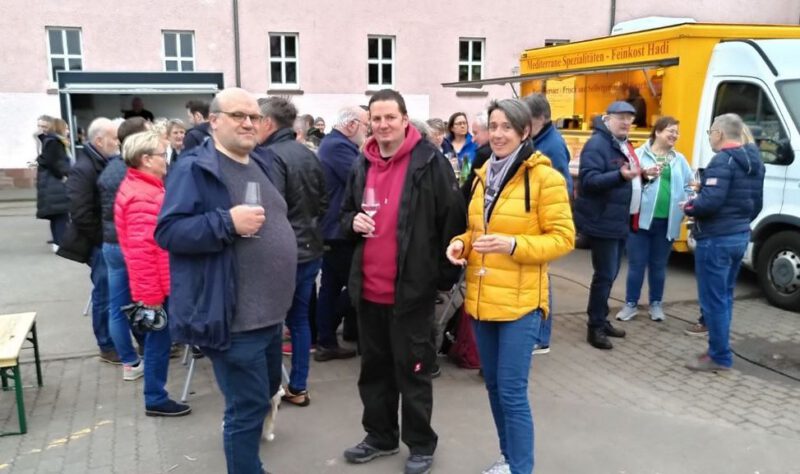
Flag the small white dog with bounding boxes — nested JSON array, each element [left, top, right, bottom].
[[220, 386, 285, 442], [262, 385, 285, 442]]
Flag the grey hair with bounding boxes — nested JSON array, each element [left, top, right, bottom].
[[523, 93, 551, 121], [258, 97, 297, 129], [487, 99, 533, 139], [712, 113, 745, 141], [87, 117, 114, 143], [473, 112, 489, 131], [410, 119, 430, 140], [334, 107, 362, 128], [425, 118, 447, 134]]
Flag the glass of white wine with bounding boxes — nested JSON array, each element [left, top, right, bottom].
[[242, 181, 262, 238], [361, 187, 380, 238]]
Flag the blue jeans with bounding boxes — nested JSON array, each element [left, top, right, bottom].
[[89, 246, 113, 352], [587, 238, 625, 329], [204, 325, 283, 474], [103, 243, 139, 365], [286, 258, 322, 391], [694, 232, 749, 368], [536, 276, 553, 347], [473, 310, 540, 474], [625, 218, 673, 304], [143, 322, 172, 407]]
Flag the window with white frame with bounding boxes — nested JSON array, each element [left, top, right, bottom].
[[46, 27, 82, 81], [367, 36, 394, 88], [458, 38, 484, 82], [163, 31, 195, 72], [269, 33, 299, 87]]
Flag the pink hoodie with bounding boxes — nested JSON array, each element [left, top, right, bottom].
[[361, 125, 421, 304]]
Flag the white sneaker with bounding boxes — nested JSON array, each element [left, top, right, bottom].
[[123, 361, 144, 381], [532, 344, 550, 355], [615, 303, 638, 321], [482, 456, 511, 474], [649, 302, 666, 321]]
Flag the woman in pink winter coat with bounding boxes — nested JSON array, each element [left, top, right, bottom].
[[115, 130, 190, 417]]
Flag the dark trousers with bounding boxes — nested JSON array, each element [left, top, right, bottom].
[[587, 237, 626, 329], [357, 300, 438, 455], [49, 214, 68, 246], [316, 241, 357, 348]]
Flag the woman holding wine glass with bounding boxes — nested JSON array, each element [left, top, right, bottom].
[[446, 99, 574, 474]]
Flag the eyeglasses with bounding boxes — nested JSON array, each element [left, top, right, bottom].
[[453, 121, 468, 126], [147, 151, 168, 158], [706, 129, 720, 136], [217, 111, 263, 123]]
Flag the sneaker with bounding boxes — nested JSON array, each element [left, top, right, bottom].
[[482, 456, 511, 474], [123, 361, 144, 381], [343, 441, 399, 464], [282, 386, 310, 407], [615, 303, 638, 321], [648, 302, 666, 321], [405, 454, 434, 474], [314, 345, 357, 362], [145, 399, 192, 417], [685, 354, 730, 372], [99, 350, 122, 365], [684, 323, 708, 336], [532, 344, 550, 355], [431, 363, 441, 379], [282, 342, 293, 356]]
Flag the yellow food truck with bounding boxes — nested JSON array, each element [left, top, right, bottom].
[[444, 22, 800, 310]]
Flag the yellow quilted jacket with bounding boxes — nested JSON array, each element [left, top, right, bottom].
[[452, 150, 575, 321]]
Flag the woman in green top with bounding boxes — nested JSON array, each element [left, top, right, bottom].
[[616, 116, 694, 322]]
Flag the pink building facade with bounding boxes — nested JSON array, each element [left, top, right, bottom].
[[1, 0, 798, 181]]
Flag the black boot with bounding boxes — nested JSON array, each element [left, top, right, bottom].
[[587, 327, 613, 350], [604, 322, 626, 338]]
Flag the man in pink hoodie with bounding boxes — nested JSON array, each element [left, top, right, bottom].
[[340, 89, 465, 474]]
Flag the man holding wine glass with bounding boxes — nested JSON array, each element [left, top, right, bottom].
[[339, 89, 465, 474], [156, 87, 297, 474]]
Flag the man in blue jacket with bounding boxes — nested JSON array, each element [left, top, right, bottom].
[[683, 113, 764, 372], [181, 99, 212, 156], [156, 88, 297, 474], [524, 93, 574, 355], [573, 102, 642, 350], [315, 106, 369, 362]]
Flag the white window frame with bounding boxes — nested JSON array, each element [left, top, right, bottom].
[[458, 38, 484, 82], [367, 35, 395, 89], [268, 32, 300, 88], [162, 31, 195, 72], [46, 27, 83, 82]]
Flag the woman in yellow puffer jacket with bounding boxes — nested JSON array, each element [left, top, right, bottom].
[[446, 99, 574, 474]]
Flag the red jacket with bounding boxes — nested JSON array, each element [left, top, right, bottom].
[[115, 168, 170, 306]]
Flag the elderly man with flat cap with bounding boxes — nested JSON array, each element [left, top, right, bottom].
[[156, 87, 297, 474], [574, 101, 659, 350]]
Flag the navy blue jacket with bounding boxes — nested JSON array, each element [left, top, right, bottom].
[[318, 129, 359, 241], [532, 122, 573, 197], [181, 122, 212, 157], [573, 122, 632, 239], [155, 140, 272, 350], [97, 156, 127, 243], [684, 144, 765, 240]]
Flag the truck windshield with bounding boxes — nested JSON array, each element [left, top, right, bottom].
[[777, 80, 800, 132]]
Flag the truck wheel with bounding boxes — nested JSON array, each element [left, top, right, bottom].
[[756, 230, 800, 312]]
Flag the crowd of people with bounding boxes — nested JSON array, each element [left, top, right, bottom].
[[33, 85, 764, 473]]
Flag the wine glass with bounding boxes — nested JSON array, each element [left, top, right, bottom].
[[474, 230, 489, 277], [361, 187, 380, 238], [242, 181, 262, 238]]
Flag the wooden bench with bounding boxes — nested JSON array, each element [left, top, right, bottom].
[[0, 312, 43, 436]]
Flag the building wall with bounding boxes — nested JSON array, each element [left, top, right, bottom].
[[1, 0, 799, 174]]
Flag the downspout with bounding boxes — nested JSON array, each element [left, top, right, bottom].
[[609, 0, 617, 34], [233, 0, 241, 87]]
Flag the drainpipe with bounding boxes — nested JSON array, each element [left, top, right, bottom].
[[233, 0, 241, 87], [609, 0, 617, 34]]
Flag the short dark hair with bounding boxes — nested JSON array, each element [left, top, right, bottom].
[[185, 100, 210, 119], [118, 117, 149, 143], [649, 116, 679, 144], [368, 89, 408, 115], [447, 112, 467, 138], [258, 97, 298, 130], [523, 93, 552, 121], [487, 99, 533, 140]]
